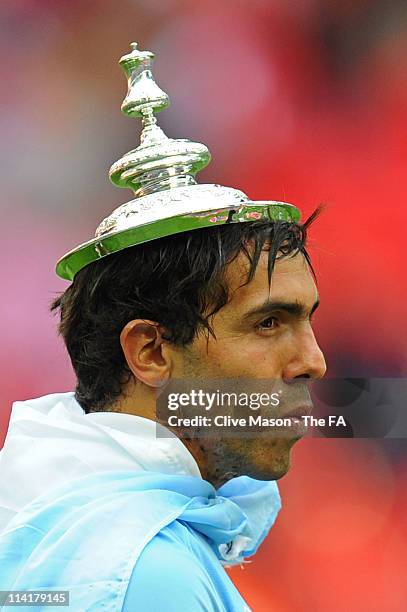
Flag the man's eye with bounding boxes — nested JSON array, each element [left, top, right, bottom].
[[258, 316, 278, 330]]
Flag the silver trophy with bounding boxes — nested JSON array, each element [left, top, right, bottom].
[[56, 43, 300, 281]]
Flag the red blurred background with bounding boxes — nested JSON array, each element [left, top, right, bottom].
[[1, 1, 406, 610]]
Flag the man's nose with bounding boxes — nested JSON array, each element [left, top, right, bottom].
[[283, 325, 327, 380]]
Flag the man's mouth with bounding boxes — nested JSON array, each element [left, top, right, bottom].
[[277, 404, 313, 437], [281, 404, 313, 420]]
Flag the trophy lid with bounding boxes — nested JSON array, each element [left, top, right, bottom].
[[56, 42, 300, 281]]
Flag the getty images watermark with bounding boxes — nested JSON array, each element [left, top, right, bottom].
[[167, 389, 281, 411], [156, 378, 407, 439], [166, 389, 345, 429]]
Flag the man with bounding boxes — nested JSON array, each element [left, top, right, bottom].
[[0, 43, 325, 611]]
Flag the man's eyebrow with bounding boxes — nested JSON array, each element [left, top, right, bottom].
[[243, 298, 320, 320]]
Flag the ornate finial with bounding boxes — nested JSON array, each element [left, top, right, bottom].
[[109, 42, 211, 198], [119, 42, 169, 119]]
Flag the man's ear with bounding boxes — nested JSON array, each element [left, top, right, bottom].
[[120, 320, 172, 388]]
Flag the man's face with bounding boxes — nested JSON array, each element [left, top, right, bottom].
[[170, 248, 326, 484]]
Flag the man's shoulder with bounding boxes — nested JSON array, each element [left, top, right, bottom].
[[127, 520, 216, 585], [123, 521, 225, 611]]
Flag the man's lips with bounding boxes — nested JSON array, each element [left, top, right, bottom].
[[281, 404, 313, 419]]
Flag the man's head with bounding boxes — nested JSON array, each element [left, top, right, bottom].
[[52, 213, 326, 485]]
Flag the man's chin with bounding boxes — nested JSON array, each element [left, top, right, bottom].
[[203, 435, 299, 486], [246, 460, 290, 481], [244, 436, 300, 481]]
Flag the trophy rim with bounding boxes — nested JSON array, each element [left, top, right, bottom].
[[56, 200, 301, 281]]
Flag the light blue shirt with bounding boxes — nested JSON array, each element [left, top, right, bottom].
[[0, 393, 281, 611], [124, 521, 250, 610]]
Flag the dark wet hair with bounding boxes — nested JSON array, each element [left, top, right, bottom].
[[51, 210, 320, 413]]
